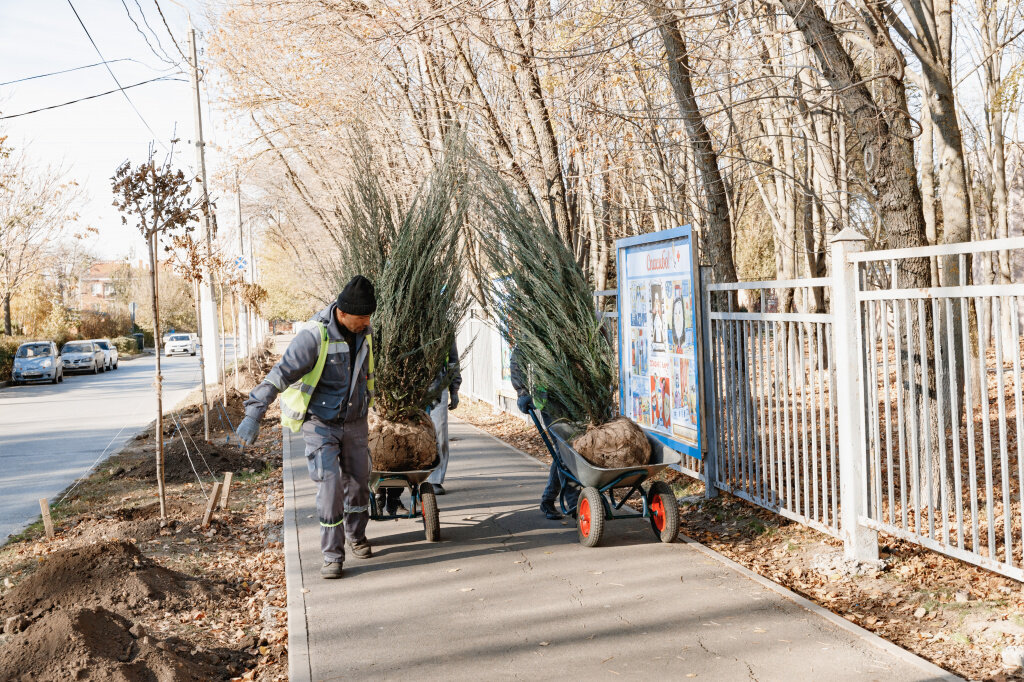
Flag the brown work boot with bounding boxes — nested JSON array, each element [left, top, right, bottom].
[[347, 538, 373, 559], [320, 561, 343, 579]]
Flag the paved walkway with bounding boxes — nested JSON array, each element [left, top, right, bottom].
[[283, 418, 957, 681]]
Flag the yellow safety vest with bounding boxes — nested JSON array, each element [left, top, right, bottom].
[[280, 323, 375, 432]]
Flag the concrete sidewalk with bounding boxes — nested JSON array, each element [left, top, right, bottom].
[[283, 419, 957, 681]]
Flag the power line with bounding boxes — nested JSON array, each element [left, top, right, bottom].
[[0, 76, 186, 120], [0, 58, 171, 87], [65, 0, 169, 149], [121, 0, 178, 67], [152, 0, 189, 63]]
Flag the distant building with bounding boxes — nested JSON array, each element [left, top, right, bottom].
[[78, 260, 138, 313]]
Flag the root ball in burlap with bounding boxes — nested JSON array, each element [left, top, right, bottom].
[[571, 417, 651, 468], [368, 411, 437, 471]]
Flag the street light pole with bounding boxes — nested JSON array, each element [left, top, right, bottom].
[[188, 23, 222, 389]]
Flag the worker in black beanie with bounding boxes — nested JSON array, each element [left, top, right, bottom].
[[238, 275, 377, 579]]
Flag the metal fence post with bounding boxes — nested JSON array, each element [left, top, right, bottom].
[[698, 267, 719, 499], [830, 228, 879, 561]]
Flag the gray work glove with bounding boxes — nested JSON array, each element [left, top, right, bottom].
[[237, 415, 260, 446], [448, 391, 459, 411]]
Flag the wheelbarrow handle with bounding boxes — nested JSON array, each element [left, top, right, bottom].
[[527, 407, 566, 470]]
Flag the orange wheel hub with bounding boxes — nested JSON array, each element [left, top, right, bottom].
[[651, 495, 666, 532], [579, 498, 591, 537]]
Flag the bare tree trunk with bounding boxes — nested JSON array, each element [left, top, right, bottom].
[[648, 1, 737, 285], [2, 293, 11, 335], [149, 232, 166, 519], [500, 0, 575, 244], [779, 0, 930, 284], [920, 99, 941, 283]]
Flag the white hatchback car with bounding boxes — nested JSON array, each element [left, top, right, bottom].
[[90, 338, 119, 370], [164, 333, 198, 356]]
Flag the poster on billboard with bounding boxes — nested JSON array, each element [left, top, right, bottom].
[[616, 225, 701, 460]]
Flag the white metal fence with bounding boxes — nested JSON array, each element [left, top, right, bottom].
[[456, 307, 521, 415], [852, 238, 1024, 579], [700, 274, 841, 537], [698, 231, 1024, 580]]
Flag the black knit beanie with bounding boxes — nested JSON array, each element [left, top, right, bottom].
[[336, 275, 377, 315]]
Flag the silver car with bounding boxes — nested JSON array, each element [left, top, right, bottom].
[[61, 340, 105, 374], [91, 338, 119, 370], [164, 333, 198, 356], [12, 341, 63, 384]]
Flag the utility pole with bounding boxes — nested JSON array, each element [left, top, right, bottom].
[[236, 168, 249, 359], [188, 24, 222, 388]]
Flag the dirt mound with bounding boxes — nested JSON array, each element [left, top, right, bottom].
[[0, 541, 213, 618], [73, 500, 198, 545], [179, 387, 248, 434], [0, 606, 226, 682], [572, 417, 651, 468], [369, 411, 437, 471], [120, 438, 266, 484]]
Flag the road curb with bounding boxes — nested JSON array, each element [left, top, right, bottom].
[[676, 533, 961, 680], [281, 426, 312, 682]]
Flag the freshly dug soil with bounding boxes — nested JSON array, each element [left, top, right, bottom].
[[119, 384, 267, 484], [0, 541, 216, 617], [121, 439, 267, 484], [0, 606, 222, 682], [572, 417, 651, 468], [368, 411, 437, 471], [0, 541, 240, 682]]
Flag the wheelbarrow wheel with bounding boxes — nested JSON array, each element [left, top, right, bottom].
[[420, 483, 441, 542], [647, 481, 679, 543], [577, 487, 605, 547]]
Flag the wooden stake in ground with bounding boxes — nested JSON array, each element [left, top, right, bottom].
[[219, 472, 233, 510], [38, 498, 54, 539], [202, 481, 223, 528]]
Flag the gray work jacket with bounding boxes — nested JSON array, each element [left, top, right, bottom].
[[244, 303, 371, 424]]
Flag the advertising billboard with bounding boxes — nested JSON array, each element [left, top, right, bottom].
[[616, 225, 701, 460]]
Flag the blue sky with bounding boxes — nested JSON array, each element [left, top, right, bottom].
[[0, 0, 229, 260]]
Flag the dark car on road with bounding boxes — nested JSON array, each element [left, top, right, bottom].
[[12, 341, 63, 385], [61, 341, 105, 375]]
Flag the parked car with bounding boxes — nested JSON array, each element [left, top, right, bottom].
[[61, 340, 105, 374], [91, 338, 119, 370], [11, 341, 62, 385], [164, 333, 198, 356]]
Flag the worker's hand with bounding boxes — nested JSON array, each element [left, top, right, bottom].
[[237, 415, 260, 446], [448, 391, 459, 411], [516, 394, 534, 414]]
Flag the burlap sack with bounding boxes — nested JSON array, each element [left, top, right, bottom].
[[368, 410, 438, 471], [571, 417, 651, 468]]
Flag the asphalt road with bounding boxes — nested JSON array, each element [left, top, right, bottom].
[[0, 342, 237, 542]]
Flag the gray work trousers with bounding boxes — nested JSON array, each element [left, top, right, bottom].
[[301, 415, 371, 564], [426, 388, 449, 485]]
